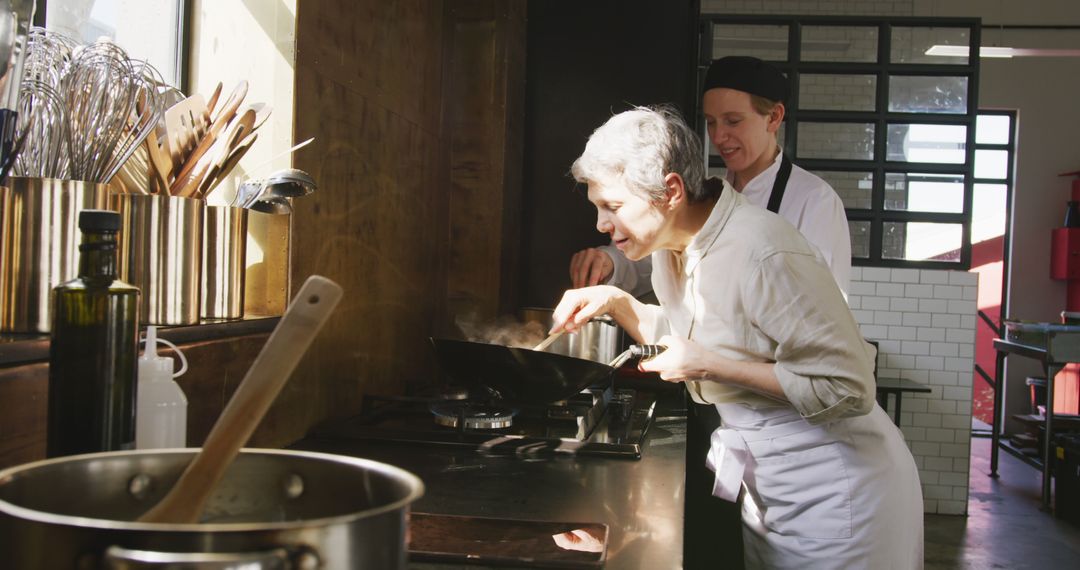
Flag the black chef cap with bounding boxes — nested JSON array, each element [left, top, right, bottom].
[[703, 56, 789, 104]]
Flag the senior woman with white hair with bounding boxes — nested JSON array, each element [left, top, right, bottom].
[[550, 105, 923, 569]]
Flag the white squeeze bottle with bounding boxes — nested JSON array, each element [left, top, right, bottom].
[[135, 326, 188, 449]]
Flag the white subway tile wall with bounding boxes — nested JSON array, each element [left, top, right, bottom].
[[701, 0, 914, 16], [851, 266, 976, 515]]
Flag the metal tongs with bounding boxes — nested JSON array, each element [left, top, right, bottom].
[[608, 344, 666, 369]]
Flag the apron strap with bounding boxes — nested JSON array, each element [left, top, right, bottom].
[[765, 153, 793, 214], [705, 427, 750, 502]]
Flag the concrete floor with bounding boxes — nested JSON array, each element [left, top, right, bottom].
[[925, 437, 1080, 569]]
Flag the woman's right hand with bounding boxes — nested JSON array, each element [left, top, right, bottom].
[[569, 248, 614, 288], [550, 285, 628, 334]]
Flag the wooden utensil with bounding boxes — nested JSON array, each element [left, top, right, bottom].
[[138, 275, 344, 524], [199, 132, 257, 199], [163, 94, 209, 172], [204, 81, 224, 116], [170, 81, 248, 195], [533, 330, 565, 352], [174, 108, 255, 198]]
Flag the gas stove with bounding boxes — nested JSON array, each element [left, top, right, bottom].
[[309, 383, 656, 459]]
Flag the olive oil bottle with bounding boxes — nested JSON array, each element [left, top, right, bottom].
[[47, 210, 140, 457]]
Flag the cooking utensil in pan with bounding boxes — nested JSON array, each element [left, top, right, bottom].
[[429, 338, 665, 403]]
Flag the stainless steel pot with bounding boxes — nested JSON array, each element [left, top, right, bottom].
[[0, 448, 424, 569], [520, 307, 622, 364]]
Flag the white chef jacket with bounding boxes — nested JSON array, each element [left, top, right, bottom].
[[638, 181, 922, 569], [638, 178, 870, 417], [600, 151, 851, 298]]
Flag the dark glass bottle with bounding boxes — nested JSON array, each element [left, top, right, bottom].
[[47, 210, 140, 457]]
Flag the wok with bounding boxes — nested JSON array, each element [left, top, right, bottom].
[[431, 338, 615, 403], [430, 338, 664, 403]]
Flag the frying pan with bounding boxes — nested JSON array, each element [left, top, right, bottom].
[[429, 338, 664, 403]]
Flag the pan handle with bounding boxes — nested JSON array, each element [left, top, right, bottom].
[[608, 344, 666, 369]]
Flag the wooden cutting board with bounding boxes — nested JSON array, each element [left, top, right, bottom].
[[408, 512, 607, 568]]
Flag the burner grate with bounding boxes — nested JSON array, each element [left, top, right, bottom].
[[430, 402, 517, 429]]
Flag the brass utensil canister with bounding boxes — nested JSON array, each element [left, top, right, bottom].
[[113, 194, 203, 325], [201, 205, 247, 320], [1, 177, 110, 333]]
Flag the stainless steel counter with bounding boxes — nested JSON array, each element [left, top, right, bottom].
[[293, 406, 688, 569]]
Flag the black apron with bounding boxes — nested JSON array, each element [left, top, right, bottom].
[[765, 153, 793, 214], [684, 153, 793, 570]]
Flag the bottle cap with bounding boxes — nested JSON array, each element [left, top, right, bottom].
[[139, 326, 175, 381], [79, 209, 121, 232]]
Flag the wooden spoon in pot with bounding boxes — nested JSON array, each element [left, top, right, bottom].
[[138, 275, 344, 524]]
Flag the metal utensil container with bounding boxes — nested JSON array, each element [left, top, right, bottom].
[[520, 307, 623, 364], [0, 177, 110, 332], [0, 448, 425, 569], [201, 205, 247, 320], [113, 194, 203, 325]]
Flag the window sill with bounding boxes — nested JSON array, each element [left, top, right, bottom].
[[0, 316, 281, 367]]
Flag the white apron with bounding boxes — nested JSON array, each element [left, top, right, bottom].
[[707, 402, 923, 570]]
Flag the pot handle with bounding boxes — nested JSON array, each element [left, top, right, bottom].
[[607, 343, 666, 369], [104, 545, 308, 569]]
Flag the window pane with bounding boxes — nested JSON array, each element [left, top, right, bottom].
[[47, 0, 183, 86], [850, 221, 871, 259], [799, 123, 875, 160], [888, 76, 968, 114], [800, 74, 876, 111], [891, 26, 970, 65], [884, 173, 963, 213], [712, 24, 789, 61], [883, 222, 963, 262], [801, 26, 878, 62], [976, 115, 1011, 145], [887, 123, 967, 163], [814, 170, 873, 209], [974, 149, 1008, 179], [972, 183, 1007, 245]]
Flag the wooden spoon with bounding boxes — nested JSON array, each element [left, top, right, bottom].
[[199, 132, 257, 199], [175, 108, 255, 197], [138, 275, 344, 524], [204, 81, 224, 116], [170, 81, 248, 196]]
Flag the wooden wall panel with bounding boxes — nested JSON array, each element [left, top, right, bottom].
[[289, 0, 451, 445], [445, 1, 526, 321], [286, 0, 527, 447]]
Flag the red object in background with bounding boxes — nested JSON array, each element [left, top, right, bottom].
[[1050, 228, 1080, 310], [1047, 171, 1080, 416]]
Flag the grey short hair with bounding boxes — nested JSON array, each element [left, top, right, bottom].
[[571, 105, 711, 203]]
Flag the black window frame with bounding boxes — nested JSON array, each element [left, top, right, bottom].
[[699, 14, 981, 270]]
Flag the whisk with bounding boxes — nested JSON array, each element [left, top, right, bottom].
[[12, 79, 70, 178], [63, 41, 160, 183]]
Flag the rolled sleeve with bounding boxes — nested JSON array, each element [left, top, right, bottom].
[[744, 250, 876, 424]]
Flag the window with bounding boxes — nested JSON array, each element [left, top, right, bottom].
[[42, 0, 189, 89], [699, 15, 981, 269]]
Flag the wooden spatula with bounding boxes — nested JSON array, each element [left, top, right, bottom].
[[170, 81, 248, 195], [138, 275, 344, 524]]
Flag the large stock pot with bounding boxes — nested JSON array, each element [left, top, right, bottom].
[[0, 448, 424, 569]]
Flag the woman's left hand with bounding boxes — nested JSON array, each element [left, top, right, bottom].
[[637, 335, 713, 383]]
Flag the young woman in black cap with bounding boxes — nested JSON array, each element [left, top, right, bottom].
[[554, 106, 922, 569], [570, 56, 850, 299]]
